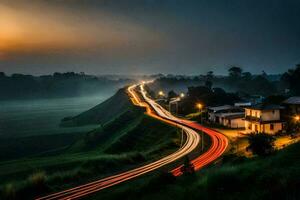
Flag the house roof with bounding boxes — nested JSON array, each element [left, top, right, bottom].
[[216, 112, 245, 119], [207, 105, 234, 112], [283, 97, 300, 105], [248, 104, 284, 110]]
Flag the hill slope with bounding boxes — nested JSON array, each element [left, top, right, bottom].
[[61, 88, 133, 127], [90, 141, 300, 200], [0, 88, 179, 199]]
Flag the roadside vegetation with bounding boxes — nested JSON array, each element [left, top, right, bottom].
[[89, 140, 300, 200]]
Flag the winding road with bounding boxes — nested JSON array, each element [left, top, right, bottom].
[[36, 83, 228, 200]]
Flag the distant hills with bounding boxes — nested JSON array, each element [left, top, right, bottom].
[[0, 72, 133, 100]]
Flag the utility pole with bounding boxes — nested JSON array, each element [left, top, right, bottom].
[[201, 110, 204, 152], [197, 103, 204, 152]]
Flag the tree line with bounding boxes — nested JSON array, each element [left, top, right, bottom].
[[0, 72, 131, 100]]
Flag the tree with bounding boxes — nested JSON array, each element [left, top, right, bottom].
[[205, 80, 213, 89], [281, 64, 300, 95], [206, 71, 214, 79], [167, 90, 178, 100], [263, 95, 286, 105], [247, 133, 275, 156], [242, 72, 252, 80], [205, 71, 214, 89], [228, 66, 243, 79]]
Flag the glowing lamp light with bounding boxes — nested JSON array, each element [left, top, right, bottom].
[[180, 93, 185, 98], [158, 91, 164, 96], [295, 115, 300, 121], [197, 103, 203, 110]]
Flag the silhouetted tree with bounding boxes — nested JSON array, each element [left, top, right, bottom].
[[228, 66, 243, 79], [242, 72, 252, 80], [168, 90, 178, 100], [247, 133, 275, 156], [281, 64, 300, 95], [263, 95, 286, 105], [205, 71, 214, 89]]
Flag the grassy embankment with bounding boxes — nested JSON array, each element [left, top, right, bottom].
[[88, 140, 300, 200], [0, 88, 180, 199]]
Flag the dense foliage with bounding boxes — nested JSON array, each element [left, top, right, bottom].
[[247, 133, 275, 156]]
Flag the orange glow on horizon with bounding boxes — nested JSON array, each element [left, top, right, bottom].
[[0, 2, 164, 59]]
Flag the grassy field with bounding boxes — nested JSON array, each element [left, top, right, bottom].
[[0, 94, 113, 161], [0, 89, 180, 199], [0, 95, 112, 138]]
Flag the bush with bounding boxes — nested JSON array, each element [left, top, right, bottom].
[[247, 133, 275, 156], [27, 171, 47, 190], [2, 183, 17, 199]]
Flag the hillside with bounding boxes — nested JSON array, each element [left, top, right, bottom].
[[90, 141, 300, 200], [61, 88, 133, 127], [0, 88, 179, 199]]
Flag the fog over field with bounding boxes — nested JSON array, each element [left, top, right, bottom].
[[0, 93, 112, 138]]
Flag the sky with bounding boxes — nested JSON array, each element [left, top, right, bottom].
[[0, 0, 299, 75]]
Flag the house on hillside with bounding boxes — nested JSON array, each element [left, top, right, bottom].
[[207, 105, 245, 128], [244, 104, 284, 134], [215, 112, 245, 128]]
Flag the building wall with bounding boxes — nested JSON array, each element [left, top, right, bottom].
[[208, 112, 216, 122], [245, 108, 281, 121], [245, 120, 282, 134], [261, 110, 280, 121], [230, 118, 245, 128]]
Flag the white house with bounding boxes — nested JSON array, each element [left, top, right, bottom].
[[244, 104, 284, 134], [215, 112, 245, 128], [207, 105, 245, 128]]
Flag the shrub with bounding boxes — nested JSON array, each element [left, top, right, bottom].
[[2, 183, 17, 199], [247, 133, 275, 156], [28, 171, 47, 187]]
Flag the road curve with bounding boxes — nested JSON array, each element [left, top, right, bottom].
[[36, 84, 200, 200], [138, 84, 228, 176]]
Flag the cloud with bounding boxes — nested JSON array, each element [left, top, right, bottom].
[[0, 0, 165, 59]]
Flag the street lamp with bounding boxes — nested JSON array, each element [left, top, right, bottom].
[[197, 103, 203, 113], [295, 115, 300, 121], [180, 93, 185, 98], [196, 103, 204, 151], [158, 90, 164, 96]]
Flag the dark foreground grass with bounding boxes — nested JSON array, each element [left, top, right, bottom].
[[88, 141, 300, 200]]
